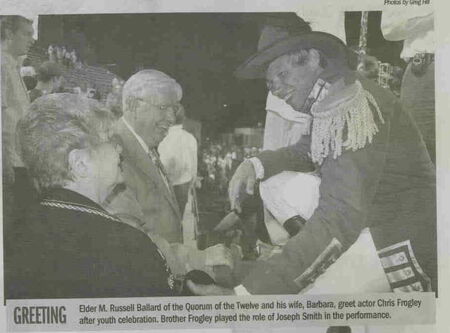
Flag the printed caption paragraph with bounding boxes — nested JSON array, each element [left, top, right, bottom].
[[7, 293, 435, 331]]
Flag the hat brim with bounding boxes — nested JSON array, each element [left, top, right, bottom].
[[234, 31, 351, 79]]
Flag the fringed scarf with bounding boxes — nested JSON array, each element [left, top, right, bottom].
[[310, 80, 384, 165]]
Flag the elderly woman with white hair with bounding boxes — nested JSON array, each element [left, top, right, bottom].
[[5, 93, 175, 299]]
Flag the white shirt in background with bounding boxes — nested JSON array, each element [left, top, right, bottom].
[[158, 124, 198, 186], [381, 8, 434, 60]]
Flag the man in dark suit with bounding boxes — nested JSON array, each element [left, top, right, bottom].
[[188, 22, 436, 297], [106, 69, 183, 244]]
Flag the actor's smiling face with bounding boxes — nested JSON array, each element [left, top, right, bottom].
[[266, 50, 322, 112]]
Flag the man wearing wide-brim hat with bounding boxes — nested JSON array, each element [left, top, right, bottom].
[[188, 20, 436, 296]]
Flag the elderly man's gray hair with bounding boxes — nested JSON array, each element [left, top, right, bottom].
[[122, 69, 182, 113], [17, 93, 115, 190]]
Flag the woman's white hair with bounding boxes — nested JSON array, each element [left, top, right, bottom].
[[17, 93, 115, 190]]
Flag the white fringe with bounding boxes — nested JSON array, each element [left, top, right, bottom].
[[310, 81, 384, 165]]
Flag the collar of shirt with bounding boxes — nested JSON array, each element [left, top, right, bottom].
[[120, 117, 149, 154], [266, 91, 312, 124], [168, 124, 183, 133], [315, 79, 358, 113]]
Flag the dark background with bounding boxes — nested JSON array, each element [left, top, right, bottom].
[[37, 12, 403, 139]]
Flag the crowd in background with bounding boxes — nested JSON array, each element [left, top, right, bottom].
[[22, 63, 114, 101], [198, 142, 262, 194]]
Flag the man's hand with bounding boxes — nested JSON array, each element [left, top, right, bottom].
[[186, 280, 235, 296], [228, 160, 257, 213], [213, 211, 241, 232]]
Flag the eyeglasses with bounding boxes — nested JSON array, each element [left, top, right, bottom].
[[152, 103, 181, 112], [135, 98, 181, 112]]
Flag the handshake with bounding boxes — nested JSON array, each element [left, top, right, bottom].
[[184, 242, 242, 296], [186, 160, 258, 296]]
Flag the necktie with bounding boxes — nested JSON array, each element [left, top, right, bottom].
[[148, 148, 173, 196]]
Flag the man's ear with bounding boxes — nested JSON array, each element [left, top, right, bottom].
[[307, 49, 322, 69], [68, 148, 90, 180], [125, 96, 139, 114]]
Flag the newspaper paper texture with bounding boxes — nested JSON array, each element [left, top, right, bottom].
[[0, 0, 449, 333]]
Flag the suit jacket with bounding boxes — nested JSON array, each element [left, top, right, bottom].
[[107, 119, 183, 243], [242, 77, 436, 294], [5, 188, 173, 299]]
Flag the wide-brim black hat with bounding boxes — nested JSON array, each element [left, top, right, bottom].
[[235, 26, 357, 81]]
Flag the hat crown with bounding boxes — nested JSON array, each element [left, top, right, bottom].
[[235, 18, 356, 80], [257, 24, 312, 52]]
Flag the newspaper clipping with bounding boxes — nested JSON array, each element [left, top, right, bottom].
[[1, 0, 448, 332]]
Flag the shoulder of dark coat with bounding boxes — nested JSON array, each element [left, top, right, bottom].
[[39, 200, 153, 246], [358, 76, 400, 121]]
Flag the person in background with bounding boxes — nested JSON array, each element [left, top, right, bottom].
[[1, 15, 34, 184], [1, 15, 36, 234], [357, 54, 380, 81], [231, 147, 244, 175], [29, 61, 64, 102], [158, 104, 198, 213], [105, 77, 125, 118], [216, 152, 228, 194], [158, 104, 199, 247], [382, 8, 435, 164]]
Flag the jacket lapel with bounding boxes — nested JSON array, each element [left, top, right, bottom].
[[116, 120, 181, 218]]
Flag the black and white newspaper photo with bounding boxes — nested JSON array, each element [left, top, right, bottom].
[[0, 0, 449, 332]]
